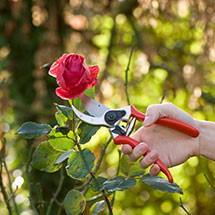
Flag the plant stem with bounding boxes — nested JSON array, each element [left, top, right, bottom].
[[76, 142, 113, 214], [71, 100, 113, 214], [103, 190, 113, 215], [179, 198, 191, 215], [46, 168, 65, 215], [125, 35, 135, 105], [86, 192, 111, 204], [3, 160, 19, 215], [160, 78, 167, 104], [111, 150, 121, 207], [93, 137, 112, 175], [26, 146, 38, 215], [0, 159, 12, 215], [75, 137, 112, 191], [204, 173, 215, 192]]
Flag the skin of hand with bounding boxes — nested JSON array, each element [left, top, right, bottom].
[[121, 103, 201, 176]]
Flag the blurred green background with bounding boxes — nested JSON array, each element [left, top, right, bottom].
[[1, 0, 215, 214]]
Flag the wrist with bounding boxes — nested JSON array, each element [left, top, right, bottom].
[[197, 119, 215, 160]]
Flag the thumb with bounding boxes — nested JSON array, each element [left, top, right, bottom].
[[143, 103, 177, 127], [143, 106, 160, 127], [143, 102, 195, 127]]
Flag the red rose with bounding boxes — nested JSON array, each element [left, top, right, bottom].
[[48, 53, 99, 100]]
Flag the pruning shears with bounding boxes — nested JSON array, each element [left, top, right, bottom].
[[72, 94, 200, 183]]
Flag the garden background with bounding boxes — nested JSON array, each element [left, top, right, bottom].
[[1, 0, 215, 214]]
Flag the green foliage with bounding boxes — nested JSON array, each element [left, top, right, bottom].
[[78, 122, 100, 144], [89, 177, 108, 192], [140, 174, 183, 194], [55, 111, 67, 126], [103, 176, 136, 192], [31, 141, 62, 173], [63, 190, 86, 215], [55, 104, 74, 120], [66, 148, 95, 179], [54, 149, 75, 165], [17, 122, 52, 139], [48, 127, 75, 151], [90, 200, 105, 215]]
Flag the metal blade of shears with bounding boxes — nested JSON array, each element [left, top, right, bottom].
[[72, 105, 111, 127], [80, 94, 110, 117]]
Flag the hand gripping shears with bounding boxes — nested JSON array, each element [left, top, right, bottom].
[[72, 94, 200, 183]]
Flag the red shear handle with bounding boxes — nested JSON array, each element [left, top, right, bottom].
[[130, 105, 199, 138], [114, 135, 173, 183]]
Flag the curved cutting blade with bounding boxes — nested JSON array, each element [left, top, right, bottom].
[[72, 105, 110, 127], [80, 94, 109, 117]]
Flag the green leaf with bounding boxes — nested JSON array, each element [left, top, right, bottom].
[[55, 111, 67, 126], [120, 155, 145, 178], [55, 126, 70, 135], [78, 122, 100, 144], [63, 190, 86, 215], [90, 200, 105, 215], [55, 150, 75, 165], [55, 104, 73, 119], [103, 176, 136, 192], [140, 174, 183, 194], [32, 141, 62, 173], [89, 177, 108, 192], [17, 122, 52, 139], [66, 148, 95, 179], [48, 127, 75, 151]]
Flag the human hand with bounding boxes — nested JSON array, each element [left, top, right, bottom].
[[121, 103, 200, 176]]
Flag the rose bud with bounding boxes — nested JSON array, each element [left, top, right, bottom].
[[48, 53, 99, 100]]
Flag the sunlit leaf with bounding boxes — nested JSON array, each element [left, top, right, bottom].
[[63, 190, 86, 215], [66, 148, 95, 179], [17, 122, 52, 139], [48, 127, 75, 151], [78, 122, 100, 144], [90, 200, 105, 215], [103, 176, 136, 192], [32, 141, 62, 173], [140, 174, 183, 194], [55, 104, 73, 119], [55, 111, 67, 126]]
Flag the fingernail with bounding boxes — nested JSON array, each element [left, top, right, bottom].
[[143, 115, 152, 126]]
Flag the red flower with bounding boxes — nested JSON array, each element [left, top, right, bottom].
[[49, 53, 99, 100]]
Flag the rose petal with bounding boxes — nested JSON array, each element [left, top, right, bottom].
[[56, 83, 88, 100], [48, 54, 69, 77], [88, 65, 99, 88], [56, 64, 67, 90], [65, 54, 84, 72], [73, 63, 91, 87]]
